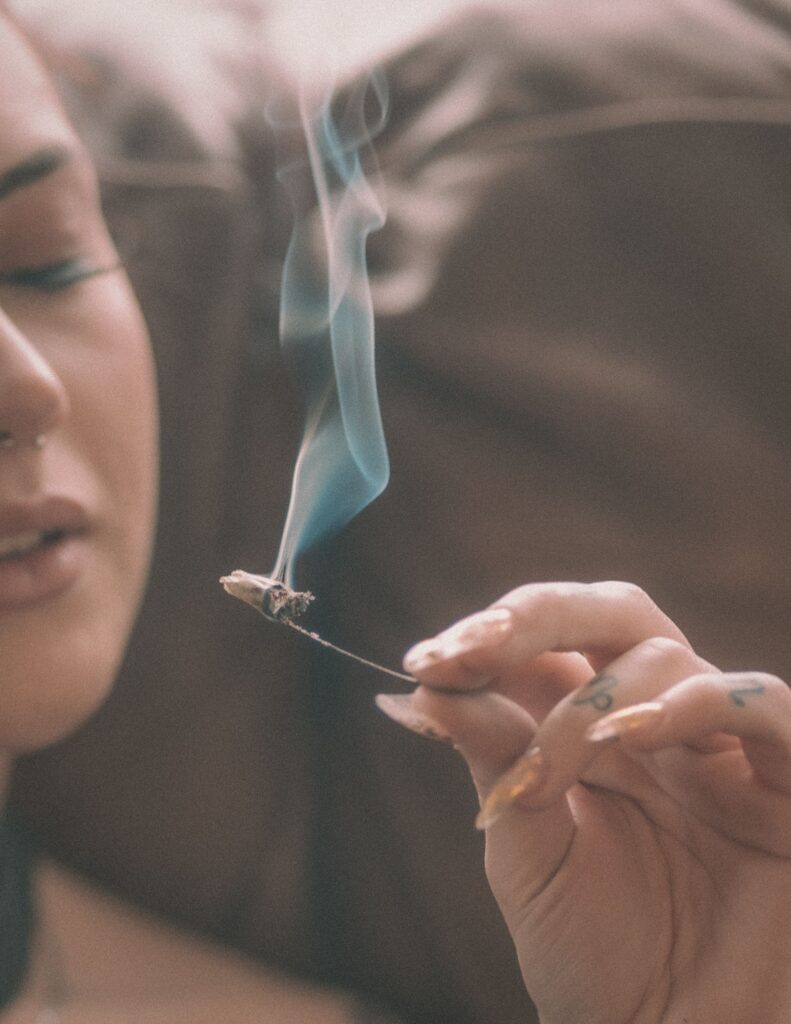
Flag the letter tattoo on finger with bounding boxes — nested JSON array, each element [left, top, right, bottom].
[[729, 682, 766, 707], [573, 673, 618, 713]]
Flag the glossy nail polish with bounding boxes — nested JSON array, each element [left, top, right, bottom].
[[586, 702, 664, 743], [404, 607, 513, 673], [402, 638, 448, 675], [475, 746, 546, 830], [375, 693, 454, 744]]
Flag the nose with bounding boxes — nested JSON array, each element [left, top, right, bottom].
[[0, 309, 70, 444]]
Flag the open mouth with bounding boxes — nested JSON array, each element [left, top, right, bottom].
[[0, 529, 68, 561], [0, 497, 90, 609]]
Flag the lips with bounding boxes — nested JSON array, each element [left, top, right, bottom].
[[0, 497, 91, 610], [0, 529, 65, 560]]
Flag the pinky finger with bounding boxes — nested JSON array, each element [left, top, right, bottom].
[[587, 671, 791, 794]]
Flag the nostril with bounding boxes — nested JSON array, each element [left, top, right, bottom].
[[0, 327, 70, 441], [0, 432, 50, 452]]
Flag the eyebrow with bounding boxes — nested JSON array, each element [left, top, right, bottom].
[[0, 146, 72, 202]]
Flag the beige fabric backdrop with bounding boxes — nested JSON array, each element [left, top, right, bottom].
[[11, 3, 791, 1022]]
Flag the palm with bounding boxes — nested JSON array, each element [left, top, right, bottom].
[[489, 741, 791, 1024]]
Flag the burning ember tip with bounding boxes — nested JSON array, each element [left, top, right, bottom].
[[220, 569, 314, 621]]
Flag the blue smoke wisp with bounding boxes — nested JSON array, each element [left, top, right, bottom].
[[271, 74, 389, 586]]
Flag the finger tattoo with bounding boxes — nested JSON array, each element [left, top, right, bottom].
[[729, 682, 767, 707], [573, 673, 618, 713]]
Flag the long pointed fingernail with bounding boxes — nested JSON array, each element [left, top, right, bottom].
[[475, 747, 546, 830], [404, 608, 513, 674], [586, 702, 664, 743], [375, 693, 454, 744]]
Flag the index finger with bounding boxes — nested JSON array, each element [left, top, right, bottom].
[[404, 580, 691, 690]]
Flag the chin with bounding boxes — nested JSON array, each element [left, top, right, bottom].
[[7, 649, 121, 753], [0, 592, 135, 753], [0, 514, 153, 751]]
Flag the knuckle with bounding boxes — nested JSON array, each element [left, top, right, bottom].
[[500, 580, 581, 618], [503, 580, 658, 621], [756, 671, 786, 691], [731, 671, 789, 699], [596, 579, 654, 608], [634, 634, 691, 668], [498, 581, 548, 610]]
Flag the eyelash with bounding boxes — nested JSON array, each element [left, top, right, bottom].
[[0, 258, 121, 293]]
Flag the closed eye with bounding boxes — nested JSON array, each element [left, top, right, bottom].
[[0, 257, 122, 292]]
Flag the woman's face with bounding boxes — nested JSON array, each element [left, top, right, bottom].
[[0, 15, 157, 751]]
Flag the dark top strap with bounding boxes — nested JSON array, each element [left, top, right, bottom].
[[0, 818, 35, 1010]]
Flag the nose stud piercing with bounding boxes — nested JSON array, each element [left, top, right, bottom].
[[0, 433, 47, 449]]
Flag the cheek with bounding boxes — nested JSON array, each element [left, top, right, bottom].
[[0, 281, 160, 750], [68, 281, 159, 595]]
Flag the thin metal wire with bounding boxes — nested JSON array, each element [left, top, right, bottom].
[[266, 614, 416, 684]]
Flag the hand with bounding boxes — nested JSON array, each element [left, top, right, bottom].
[[383, 582, 791, 1024]]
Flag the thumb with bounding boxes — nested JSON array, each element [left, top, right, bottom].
[[379, 687, 576, 925]]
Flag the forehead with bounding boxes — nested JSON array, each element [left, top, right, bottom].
[[0, 15, 77, 171]]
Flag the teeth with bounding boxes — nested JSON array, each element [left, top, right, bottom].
[[0, 530, 45, 559]]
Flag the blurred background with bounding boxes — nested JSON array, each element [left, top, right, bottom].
[[7, 2, 791, 1022]]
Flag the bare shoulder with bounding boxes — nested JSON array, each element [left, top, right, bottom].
[[25, 860, 351, 1024]]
